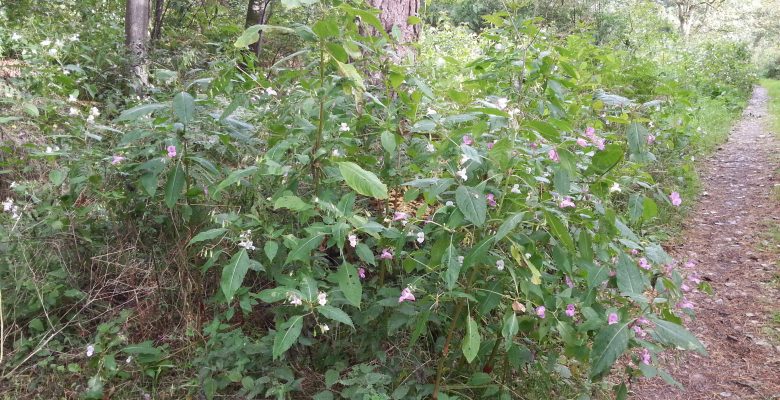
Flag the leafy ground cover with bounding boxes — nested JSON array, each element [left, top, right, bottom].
[[0, 1, 766, 399]]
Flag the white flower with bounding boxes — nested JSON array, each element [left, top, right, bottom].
[[69, 34, 79, 42], [11, 33, 21, 41], [47, 48, 58, 57], [320, 324, 330, 333], [426, 107, 437, 116], [496, 97, 508, 110], [238, 239, 255, 250], [416, 232, 425, 244], [45, 146, 53, 154], [511, 184, 521, 194], [54, 39, 64, 48], [339, 122, 350, 132], [9, 181, 17, 189], [459, 154, 469, 165], [609, 182, 621, 193], [317, 291, 328, 306], [456, 168, 468, 181], [2, 198, 13, 212], [445, 201, 454, 207], [265, 87, 277, 96], [496, 259, 505, 271], [40, 39, 52, 46], [348, 234, 358, 248], [288, 292, 302, 305], [86, 344, 95, 357], [457, 255, 464, 265], [86, 114, 95, 123], [426, 142, 435, 153], [435, 57, 445, 67], [331, 149, 341, 157], [69, 107, 79, 116], [125, 356, 133, 363], [89, 107, 100, 117], [68, 94, 78, 102]]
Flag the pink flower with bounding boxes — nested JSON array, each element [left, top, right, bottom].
[[398, 287, 415, 303], [536, 306, 546, 319], [594, 137, 605, 150], [348, 234, 358, 248], [486, 193, 497, 207], [630, 249, 640, 256], [638, 257, 651, 270], [684, 261, 696, 269], [559, 196, 575, 209], [670, 192, 682, 207], [647, 134, 656, 145], [636, 316, 649, 325], [576, 138, 589, 147], [585, 127, 596, 140], [633, 325, 647, 337], [393, 212, 409, 221], [608, 312, 619, 325], [111, 155, 126, 165], [486, 141, 495, 150], [681, 283, 691, 292], [565, 304, 576, 317], [462, 135, 474, 145], [678, 299, 694, 309], [166, 145, 177, 158], [358, 267, 366, 279], [380, 248, 394, 260], [530, 142, 539, 149], [640, 348, 651, 365], [548, 149, 559, 162], [565, 276, 574, 288], [688, 273, 701, 284]]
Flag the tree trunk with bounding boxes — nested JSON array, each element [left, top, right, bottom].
[[245, 0, 275, 59], [151, 0, 165, 42], [126, 0, 151, 94], [367, 0, 420, 59]]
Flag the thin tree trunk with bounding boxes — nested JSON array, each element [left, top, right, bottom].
[[366, 0, 420, 60], [151, 0, 165, 42], [126, 0, 151, 94], [245, 0, 275, 59]]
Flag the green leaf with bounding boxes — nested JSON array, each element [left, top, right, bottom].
[[116, 103, 166, 122], [235, 24, 295, 48], [221, 249, 250, 303], [526, 120, 560, 142], [590, 322, 630, 379], [381, 131, 397, 156], [355, 243, 376, 266], [285, 233, 326, 265], [335, 61, 365, 91], [337, 263, 362, 308], [273, 315, 304, 360], [317, 305, 354, 328], [645, 243, 673, 265], [337, 162, 388, 200], [588, 144, 623, 175], [462, 315, 481, 363], [455, 186, 486, 226], [213, 166, 259, 198], [274, 195, 312, 211], [255, 287, 289, 303], [264, 241, 278, 261], [164, 164, 186, 208], [544, 211, 574, 251], [627, 123, 648, 155], [495, 212, 524, 241], [648, 317, 707, 354], [411, 119, 436, 132], [173, 91, 195, 125], [22, 103, 39, 118], [642, 197, 658, 220], [442, 240, 460, 290], [188, 228, 227, 245], [502, 311, 519, 351], [616, 252, 648, 296], [554, 168, 570, 195]]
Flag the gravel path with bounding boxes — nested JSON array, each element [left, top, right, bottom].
[[636, 87, 780, 399]]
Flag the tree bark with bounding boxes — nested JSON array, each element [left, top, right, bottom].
[[245, 0, 275, 59], [126, 0, 151, 94], [151, 0, 165, 42], [366, 0, 420, 59]]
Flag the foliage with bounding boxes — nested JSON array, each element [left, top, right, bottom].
[[0, 0, 760, 399]]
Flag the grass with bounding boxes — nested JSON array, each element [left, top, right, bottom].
[[762, 79, 780, 135]]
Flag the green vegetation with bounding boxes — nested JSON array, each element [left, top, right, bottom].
[[764, 79, 780, 135], [0, 1, 775, 399]]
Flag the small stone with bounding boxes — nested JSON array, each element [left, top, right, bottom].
[[719, 392, 732, 397]]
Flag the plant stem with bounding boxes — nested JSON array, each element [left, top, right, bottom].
[[312, 41, 325, 193]]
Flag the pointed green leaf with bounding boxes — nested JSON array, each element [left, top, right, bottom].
[[221, 249, 250, 303], [285, 233, 326, 265], [495, 212, 524, 241], [337, 162, 388, 200], [173, 91, 195, 125], [648, 317, 707, 354], [462, 314, 481, 363], [264, 241, 279, 261], [188, 228, 227, 245], [272, 315, 303, 359], [590, 321, 630, 379], [164, 164, 186, 208], [616, 252, 648, 296], [337, 263, 362, 308], [317, 305, 354, 328], [544, 211, 574, 251], [455, 185, 486, 226], [502, 311, 519, 351], [116, 103, 166, 122], [442, 240, 460, 290]]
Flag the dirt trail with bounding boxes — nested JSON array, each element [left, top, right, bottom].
[[636, 87, 780, 399]]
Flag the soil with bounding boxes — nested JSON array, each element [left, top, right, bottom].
[[635, 87, 780, 399]]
